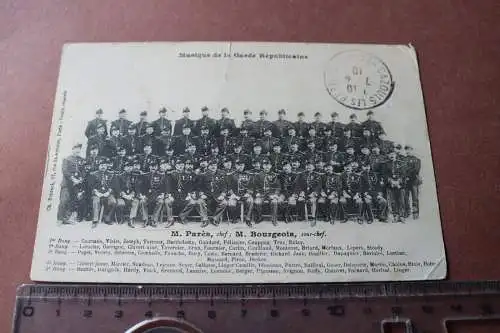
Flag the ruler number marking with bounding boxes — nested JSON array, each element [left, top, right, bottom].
[[22, 306, 34, 317]]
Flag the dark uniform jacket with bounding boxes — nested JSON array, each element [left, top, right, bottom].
[[327, 121, 345, 138], [269, 152, 286, 172], [195, 116, 216, 136], [154, 134, 173, 156], [383, 159, 406, 189], [138, 134, 155, 153], [240, 119, 255, 137], [285, 150, 305, 165], [173, 134, 197, 154], [309, 121, 326, 136], [322, 172, 343, 196], [216, 135, 232, 155], [281, 135, 303, 152], [232, 135, 255, 154], [323, 151, 346, 172], [254, 119, 273, 138], [360, 171, 383, 194], [280, 171, 298, 196], [61, 155, 84, 189], [116, 170, 142, 197], [139, 171, 166, 197], [173, 118, 195, 136], [273, 119, 293, 138], [369, 154, 386, 176], [122, 135, 140, 156], [103, 136, 122, 158], [134, 120, 149, 137], [338, 135, 360, 152], [362, 119, 385, 137], [252, 171, 281, 195], [199, 171, 226, 196], [195, 135, 214, 156], [88, 170, 114, 195], [216, 118, 236, 136], [259, 136, 277, 155], [404, 155, 421, 184], [112, 155, 128, 172], [85, 118, 107, 138], [378, 139, 395, 155], [358, 153, 371, 168], [294, 121, 309, 139], [342, 172, 362, 195], [296, 171, 321, 194], [86, 134, 107, 157], [84, 155, 102, 174], [151, 118, 172, 137], [137, 153, 158, 172], [111, 119, 132, 137], [345, 121, 363, 138], [232, 171, 253, 196]]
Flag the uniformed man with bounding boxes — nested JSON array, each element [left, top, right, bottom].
[[339, 128, 360, 152], [112, 146, 128, 172], [384, 151, 406, 222], [138, 123, 155, 153], [328, 112, 345, 138], [196, 126, 214, 157], [88, 158, 117, 227], [216, 108, 236, 137], [362, 110, 385, 138], [249, 143, 266, 167], [340, 163, 363, 223], [403, 145, 421, 219], [369, 144, 386, 177], [323, 142, 345, 173], [162, 145, 176, 166], [111, 109, 132, 137], [290, 159, 303, 175], [194, 106, 216, 137], [285, 143, 305, 166], [294, 112, 309, 139], [178, 160, 208, 224], [140, 162, 166, 227], [219, 158, 240, 224], [344, 145, 358, 169], [122, 125, 140, 156], [57, 144, 85, 224], [154, 125, 173, 157], [231, 159, 254, 226], [85, 108, 107, 138], [135, 111, 149, 137], [303, 139, 323, 166], [173, 107, 195, 136], [378, 133, 395, 155], [309, 112, 326, 137], [86, 123, 107, 157], [259, 128, 276, 155], [358, 145, 371, 168], [269, 143, 285, 172], [151, 107, 173, 138], [217, 127, 232, 155], [137, 143, 158, 172], [318, 164, 343, 224], [169, 160, 186, 221], [360, 163, 388, 223], [282, 127, 303, 152], [240, 109, 255, 137], [252, 159, 281, 225], [280, 162, 299, 223], [361, 128, 376, 149], [273, 109, 292, 138], [182, 144, 200, 170], [209, 144, 223, 168], [115, 161, 144, 228], [254, 110, 273, 139], [103, 126, 122, 158], [232, 127, 255, 155], [295, 161, 321, 225], [199, 161, 225, 227], [229, 143, 249, 167], [395, 144, 405, 161], [345, 113, 363, 138], [322, 127, 338, 151], [174, 125, 196, 154], [306, 127, 324, 151]]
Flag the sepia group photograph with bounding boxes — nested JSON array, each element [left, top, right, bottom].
[[31, 42, 447, 283]]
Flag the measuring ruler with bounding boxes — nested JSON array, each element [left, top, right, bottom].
[[12, 281, 500, 333]]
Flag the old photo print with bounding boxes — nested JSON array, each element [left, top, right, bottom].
[[31, 42, 446, 283]]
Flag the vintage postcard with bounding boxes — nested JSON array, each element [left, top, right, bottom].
[[31, 42, 446, 283]]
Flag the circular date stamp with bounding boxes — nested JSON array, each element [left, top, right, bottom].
[[324, 50, 394, 110]]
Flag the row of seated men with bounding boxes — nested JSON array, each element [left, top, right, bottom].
[[58, 142, 421, 228]]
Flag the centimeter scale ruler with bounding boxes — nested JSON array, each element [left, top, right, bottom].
[[12, 281, 500, 333]]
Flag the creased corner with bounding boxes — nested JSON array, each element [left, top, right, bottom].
[[424, 255, 447, 280]]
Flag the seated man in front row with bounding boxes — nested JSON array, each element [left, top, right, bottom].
[[252, 159, 281, 226], [88, 158, 117, 228]]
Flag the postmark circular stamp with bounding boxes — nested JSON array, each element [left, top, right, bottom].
[[324, 50, 394, 110]]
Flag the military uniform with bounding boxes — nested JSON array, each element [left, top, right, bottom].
[[309, 120, 326, 137], [281, 135, 303, 153], [341, 170, 363, 222], [151, 117, 172, 137], [196, 134, 214, 157], [231, 167, 254, 224], [122, 134, 141, 156], [195, 115, 216, 137], [154, 132, 173, 157], [259, 135, 277, 155], [345, 120, 363, 138], [197, 168, 225, 226], [254, 119, 273, 139], [323, 150, 345, 173], [252, 168, 281, 225], [115, 168, 145, 227], [295, 169, 321, 224], [280, 170, 299, 222], [173, 117, 195, 136], [111, 118, 132, 137], [240, 119, 255, 137], [216, 134, 232, 155], [88, 165, 117, 227], [269, 151, 286, 172], [403, 153, 421, 218], [103, 134, 122, 158], [273, 118, 293, 138], [216, 117, 237, 137], [318, 170, 343, 223], [384, 158, 406, 222], [140, 170, 167, 227], [360, 169, 388, 222], [327, 120, 345, 138], [112, 154, 128, 172], [173, 134, 197, 154], [58, 154, 85, 223], [86, 133, 107, 157], [294, 120, 309, 139], [362, 119, 385, 138], [137, 153, 158, 172], [138, 133, 155, 153], [177, 169, 208, 224], [85, 117, 107, 138], [135, 119, 149, 137]]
